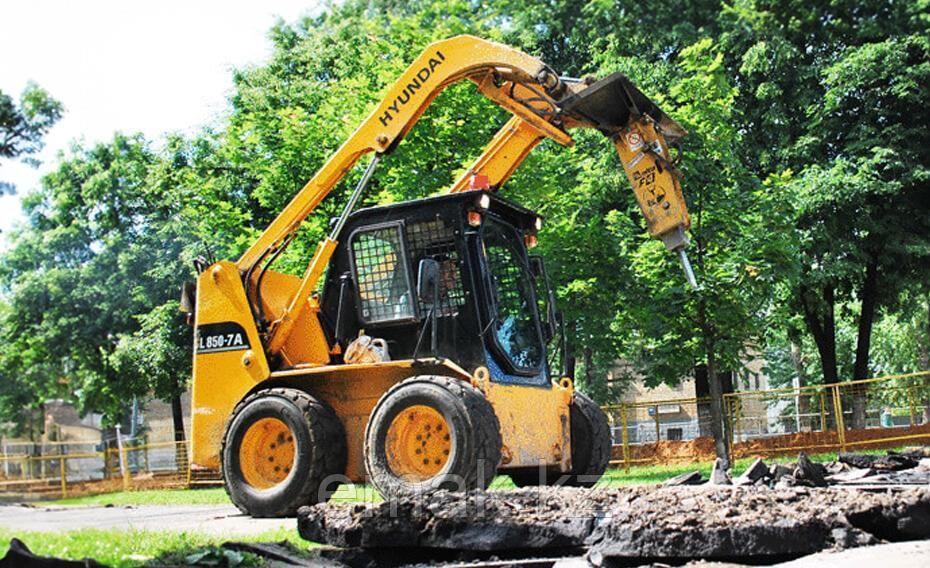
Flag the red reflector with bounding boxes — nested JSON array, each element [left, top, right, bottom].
[[525, 234, 538, 249], [469, 173, 490, 190], [467, 211, 483, 227]]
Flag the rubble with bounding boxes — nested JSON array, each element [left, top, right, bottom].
[[295, 447, 930, 567], [741, 448, 930, 489], [585, 487, 851, 562], [893, 446, 930, 459], [826, 468, 875, 484], [734, 458, 768, 486], [769, 463, 793, 482], [298, 486, 930, 567], [299, 489, 600, 551]]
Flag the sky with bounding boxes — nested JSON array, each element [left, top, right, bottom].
[[0, 0, 323, 236]]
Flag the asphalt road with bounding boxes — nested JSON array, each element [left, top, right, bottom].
[[0, 503, 293, 536]]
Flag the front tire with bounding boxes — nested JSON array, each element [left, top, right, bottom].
[[365, 376, 501, 498], [510, 391, 611, 488], [221, 388, 346, 517]]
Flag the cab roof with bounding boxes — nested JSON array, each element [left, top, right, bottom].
[[345, 191, 542, 234]]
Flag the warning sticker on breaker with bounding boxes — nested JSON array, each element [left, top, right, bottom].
[[626, 131, 644, 151]]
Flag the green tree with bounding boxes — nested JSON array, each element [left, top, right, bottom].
[[0, 134, 196, 428], [0, 83, 63, 194], [718, 1, 930, 428]]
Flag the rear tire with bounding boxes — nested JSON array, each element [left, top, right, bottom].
[[509, 391, 611, 488], [221, 388, 346, 517], [365, 375, 501, 498]]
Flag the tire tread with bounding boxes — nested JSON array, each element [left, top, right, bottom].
[[221, 387, 346, 517], [364, 375, 501, 497]]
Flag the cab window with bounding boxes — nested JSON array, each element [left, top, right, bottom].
[[350, 223, 416, 323], [482, 217, 543, 371]]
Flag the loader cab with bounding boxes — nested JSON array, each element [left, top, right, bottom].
[[320, 191, 553, 386]]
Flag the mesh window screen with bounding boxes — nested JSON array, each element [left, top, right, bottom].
[[351, 224, 415, 323], [406, 218, 465, 318]]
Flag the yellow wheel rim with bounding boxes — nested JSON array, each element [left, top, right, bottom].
[[238, 417, 295, 490], [385, 405, 452, 482]]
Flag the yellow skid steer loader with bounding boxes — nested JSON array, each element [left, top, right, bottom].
[[181, 36, 692, 517]]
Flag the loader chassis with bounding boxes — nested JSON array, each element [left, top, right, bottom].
[[191, 193, 572, 481]]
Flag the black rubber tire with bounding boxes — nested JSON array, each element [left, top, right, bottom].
[[221, 388, 346, 517], [364, 375, 502, 498], [509, 391, 611, 488]]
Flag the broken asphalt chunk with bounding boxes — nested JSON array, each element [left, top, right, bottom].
[[734, 458, 768, 486], [826, 467, 875, 484], [710, 458, 732, 485], [298, 489, 596, 551], [661, 470, 703, 487], [770, 463, 794, 482], [794, 452, 827, 487]]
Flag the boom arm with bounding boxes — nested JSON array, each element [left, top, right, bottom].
[[242, 36, 694, 357]]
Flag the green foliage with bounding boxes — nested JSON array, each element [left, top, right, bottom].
[[111, 301, 192, 403], [0, 527, 310, 568], [714, 0, 930, 391], [0, 134, 197, 426], [568, 37, 794, 394], [0, 82, 63, 194]]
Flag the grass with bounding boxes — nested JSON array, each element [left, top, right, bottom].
[[0, 526, 312, 567], [54, 487, 232, 507], [53, 482, 384, 507]]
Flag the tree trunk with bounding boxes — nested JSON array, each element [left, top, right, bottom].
[[36, 402, 46, 442], [919, 293, 930, 371], [920, 293, 930, 423], [698, 298, 730, 467], [850, 260, 879, 429], [171, 392, 188, 471], [800, 282, 838, 385], [788, 333, 811, 430], [583, 347, 594, 390], [695, 365, 712, 438]]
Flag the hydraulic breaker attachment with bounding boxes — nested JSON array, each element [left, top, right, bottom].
[[561, 73, 697, 288]]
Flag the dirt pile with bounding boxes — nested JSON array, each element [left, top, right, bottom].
[[298, 485, 930, 567]]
